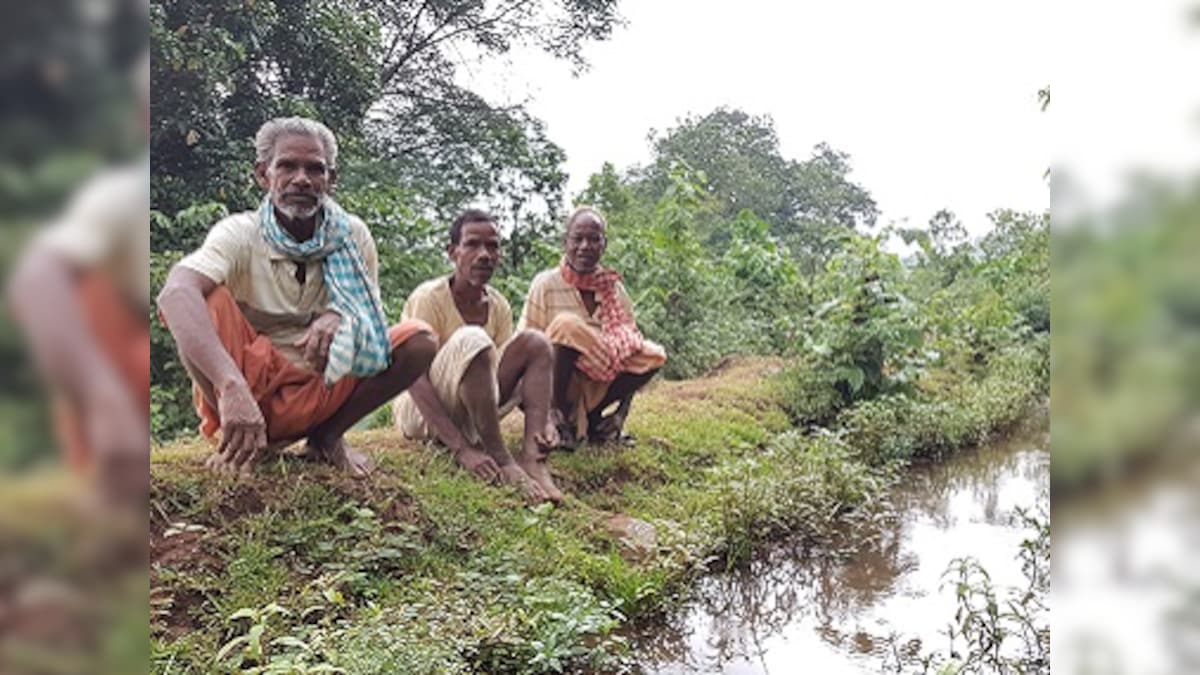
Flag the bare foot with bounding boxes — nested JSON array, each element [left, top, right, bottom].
[[454, 445, 501, 484], [306, 437, 375, 478], [517, 452, 564, 504], [499, 463, 550, 504]]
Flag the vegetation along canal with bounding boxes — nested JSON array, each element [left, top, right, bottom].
[[630, 410, 1049, 674]]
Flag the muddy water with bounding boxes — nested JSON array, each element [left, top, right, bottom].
[[1052, 440, 1200, 673], [631, 415, 1050, 674]]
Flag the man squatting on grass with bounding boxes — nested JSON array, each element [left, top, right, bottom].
[[391, 210, 564, 504], [6, 52, 152, 506], [157, 117, 437, 477], [520, 207, 666, 446]]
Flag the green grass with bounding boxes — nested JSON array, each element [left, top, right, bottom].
[[151, 354, 1044, 674]]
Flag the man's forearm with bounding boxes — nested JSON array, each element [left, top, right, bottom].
[[407, 375, 473, 454], [156, 273, 247, 396], [7, 246, 124, 401]]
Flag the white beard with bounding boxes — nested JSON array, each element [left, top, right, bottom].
[[274, 194, 324, 221]]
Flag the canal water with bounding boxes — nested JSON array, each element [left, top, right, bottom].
[[1052, 434, 1200, 674], [631, 413, 1050, 674]]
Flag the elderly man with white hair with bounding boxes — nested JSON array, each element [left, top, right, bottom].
[[157, 117, 437, 477]]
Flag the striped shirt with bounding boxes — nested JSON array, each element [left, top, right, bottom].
[[517, 267, 636, 333]]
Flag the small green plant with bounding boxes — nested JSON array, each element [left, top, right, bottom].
[[883, 507, 1050, 674], [215, 602, 346, 674]]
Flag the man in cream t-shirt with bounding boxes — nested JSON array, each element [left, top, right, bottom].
[[157, 116, 437, 477], [6, 54, 151, 506], [393, 209, 564, 504]]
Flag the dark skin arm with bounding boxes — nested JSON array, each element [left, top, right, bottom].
[[7, 243, 147, 501], [156, 265, 267, 470], [8, 245, 130, 413], [406, 374, 502, 483]]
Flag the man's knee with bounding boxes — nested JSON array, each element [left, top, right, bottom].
[[395, 330, 438, 371], [446, 325, 492, 350], [510, 328, 553, 360], [463, 340, 497, 378]]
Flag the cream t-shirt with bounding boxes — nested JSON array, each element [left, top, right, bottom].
[[400, 274, 513, 348], [39, 159, 151, 310], [178, 208, 378, 369]]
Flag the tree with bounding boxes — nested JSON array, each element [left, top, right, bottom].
[[2, 0, 147, 217], [150, 0, 622, 220], [637, 107, 878, 269], [639, 108, 791, 243], [784, 142, 879, 270]]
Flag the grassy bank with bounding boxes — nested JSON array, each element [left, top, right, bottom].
[[151, 349, 1045, 674]]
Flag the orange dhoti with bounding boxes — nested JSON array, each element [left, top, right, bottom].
[[55, 274, 151, 474], [191, 286, 430, 443], [544, 313, 666, 436]]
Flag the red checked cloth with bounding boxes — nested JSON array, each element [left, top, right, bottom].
[[558, 257, 644, 382]]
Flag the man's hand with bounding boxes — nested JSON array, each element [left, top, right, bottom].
[[214, 379, 267, 472], [82, 374, 149, 505], [453, 443, 501, 483], [294, 310, 341, 372]]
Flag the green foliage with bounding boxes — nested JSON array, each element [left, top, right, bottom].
[[1, 0, 145, 218], [784, 232, 926, 423], [151, 0, 621, 220], [608, 166, 730, 378], [151, 245, 193, 443], [588, 165, 806, 378], [636, 108, 878, 263]]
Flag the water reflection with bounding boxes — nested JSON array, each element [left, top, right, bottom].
[[632, 416, 1050, 674], [1053, 447, 1200, 674]]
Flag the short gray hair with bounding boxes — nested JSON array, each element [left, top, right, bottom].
[[254, 117, 339, 169], [566, 205, 607, 229]]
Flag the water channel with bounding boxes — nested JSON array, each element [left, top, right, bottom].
[[630, 413, 1050, 674]]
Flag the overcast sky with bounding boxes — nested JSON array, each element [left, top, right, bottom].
[[464, 0, 1052, 237], [464, 0, 1200, 235]]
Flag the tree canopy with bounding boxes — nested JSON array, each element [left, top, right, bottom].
[[150, 0, 621, 220], [632, 107, 878, 265]]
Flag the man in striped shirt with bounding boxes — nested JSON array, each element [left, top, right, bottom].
[[519, 207, 666, 446]]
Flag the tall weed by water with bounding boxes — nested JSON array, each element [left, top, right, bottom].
[[883, 507, 1050, 674]]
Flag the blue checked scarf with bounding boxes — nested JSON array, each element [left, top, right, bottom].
[[259, 197, 391, 385]]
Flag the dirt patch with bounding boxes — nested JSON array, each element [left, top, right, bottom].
[[562, 460, 668, 497], [151, 527, 225, 571], [380, 495, 422, 525], [214, 483, 267, 522], [151, 584, 208, 638], [704, 356, 738, 377]]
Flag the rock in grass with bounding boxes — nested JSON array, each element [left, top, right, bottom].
[[604, 514, 657, 562]]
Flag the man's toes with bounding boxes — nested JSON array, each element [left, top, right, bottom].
[[524, 483, 549, 504]]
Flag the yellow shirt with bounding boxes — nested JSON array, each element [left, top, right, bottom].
[[400, 274, 513, 348], [177, 208, 378, 369]]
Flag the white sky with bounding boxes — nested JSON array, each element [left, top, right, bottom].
[[463, 0, 1200, 235], [463, 0, 1054, 237], [1053, 0, 1200, 221]]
